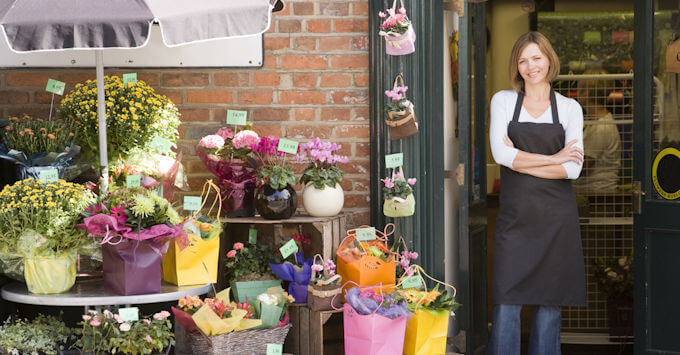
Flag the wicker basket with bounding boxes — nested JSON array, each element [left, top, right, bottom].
[[174, 321, 291, 355]]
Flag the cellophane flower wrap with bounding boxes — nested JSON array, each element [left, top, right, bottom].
[[269, 252, 313, 303]]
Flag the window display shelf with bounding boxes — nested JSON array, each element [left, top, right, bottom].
[[579, 217, 633, 226]]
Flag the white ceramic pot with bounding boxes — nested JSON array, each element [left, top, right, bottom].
[[302, 183, 344, 217]]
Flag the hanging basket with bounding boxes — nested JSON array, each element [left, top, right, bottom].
[[380, 0, 416, 56], [385, 75, 419, 141]]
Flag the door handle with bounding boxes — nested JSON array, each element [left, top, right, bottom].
[[632, 180, 645, 215]]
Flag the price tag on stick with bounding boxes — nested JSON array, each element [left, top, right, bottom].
[[277, 138, 299, 154], [401, 275, 423, 290], [266, 344, 283, 355], [45, 79, 65, 95], [118, 307, 139, 322], [183, 196, 202, 211], [248, 229, 258, 244], [150, 136, 173, 154], [226, 110, 248, 126], [39, 169, 59, 183], [385, 153, 404, 169], [123, 73, 137, 85], [279, 239, 298, 259], [126, 174, 141, 188], [355, 227, 376, 241]]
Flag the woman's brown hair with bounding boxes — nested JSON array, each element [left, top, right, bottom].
[[508, 32, 560, 92]]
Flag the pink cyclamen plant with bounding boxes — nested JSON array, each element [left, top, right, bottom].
[[378, 7, 410, 34], [296, 137, 348, 190]]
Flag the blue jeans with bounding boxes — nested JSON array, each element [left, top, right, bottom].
[[486, 304, 562, 355]]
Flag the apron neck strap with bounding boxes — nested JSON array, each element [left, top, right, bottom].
[[512, 91, 524, 123], [511, 88, 559, 124]]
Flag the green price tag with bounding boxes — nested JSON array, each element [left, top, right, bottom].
[[156, 185, 164, 198], [118, 307, 139, 322], [401, 275, 423, 290], [277, 138, 299, 154], [355, 227, 376, 241], [583, 31, 601, 44], [248, 229, 258, 244], [123, 73, 137, 85], [226, 110, 248, 126], [266, 344, 283, 355], [126, 174, 141, 188], [45, 79, 65, 95], [385, 153, 404, 169], [39, 169, 59, 183], [279, 239, 298, 259], [183, 196, 202, 211], [150, 136, 173, 154]]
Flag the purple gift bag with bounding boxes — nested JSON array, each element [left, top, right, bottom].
[[103, 240, 162, 295], [384, 26, 416, 56]]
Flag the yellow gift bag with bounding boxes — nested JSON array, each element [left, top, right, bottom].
[[399, 265, 458, 355], [24, 252, 76, 294], [163, 180, 221, 286]]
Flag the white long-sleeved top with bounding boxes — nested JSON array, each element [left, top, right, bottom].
[[489, 90, 584, 180]]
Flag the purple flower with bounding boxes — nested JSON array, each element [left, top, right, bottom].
[[405, 266, 415, 276], [381, 177, 394, 189], [400, 258, 410, 270], [311, 264, 324, 272]]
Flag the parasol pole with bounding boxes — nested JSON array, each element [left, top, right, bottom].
[[95, 50, 109, 194]]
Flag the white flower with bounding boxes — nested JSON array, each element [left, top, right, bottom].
[[119, 323, 131, 332], [257, 293, 278, 306]]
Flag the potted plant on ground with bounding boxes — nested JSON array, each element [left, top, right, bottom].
[[0, 314, 76, 354], [382, 168, 417, 217], [196, 126, 260, 217], [250, 135, 298, 220], [593, 253, 634, 340], [0, 178, 95, 294], [295, 137, 349, 217], [0, 114, 84, 182], [224, 242, 284, 303], [74, 309, 173, 355]]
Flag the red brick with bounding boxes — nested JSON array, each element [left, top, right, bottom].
[[253, 124, 282, 137], [352, 36, 369, 51], [334, 19, 368, 33], [319, 36, 351, 51], [293, 3, 314, 15], [281, 55, 328, 70], [306, 19, 331, 33], [186, 90, 233, 104], [321, 108, 350, 122], [320, 73, 351, 87], [263, 56, 278, 69], [265, 37, 290, 51], [331, 90, 368, 105], [351, 211, 371, 226], [213, 73, 250, 87], [336, 143, 352, 156], [35, 91, 62, 105], [353, 107, 370, 121], [353, 73, 369, 87], [294, 37, 317, 51], [352, 3, 369, 15], [273, 3, 290, 16], [279, 19, 301, 33], [344, 193, 370, 208], [334, 124, 369, 139], [0, 91, 29, 104], [279, 91, 326, 105], [187, 159, 209, 173], [6, 72, 54, 87], [286, 125, 332, 139], [253, 108, 290, 121], [293, 73, 317, 88], [356, 143, 370, 156], [320, 3, 349, 16], [254, 72, 280, 87], [352, 179, 370, 192], [344, 160, 370, 174], [294, 108, 316, 121], [7, 107, 50, 118], [180, 108, 211, 122], [58, 73, 96, 87], [177, 125, 186, 139], [162, 73, 209, 87], [154, 89, 183, 105], [137, 73, 160, 86], [186, 176, 214, 191], [237, 90, 274, 105], [331, 55, 369, 69], [339, 179, 353, 192]]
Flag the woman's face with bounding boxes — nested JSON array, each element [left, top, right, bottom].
[[517, 42, 550, 86]]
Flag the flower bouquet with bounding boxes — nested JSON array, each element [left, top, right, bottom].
[[224, 242, 283, 302], [74, 309, 173, 355], [59, 76, 181, 168], [251, 135, 299, 219], [295, 137, 348, 217], [78, 187, 187, 295], [384, 75, 418, 140], [382, 167, 417, 217], [109, 150, 187, 202], [0, 114, 85, 181], [341, 286, 410, 355], [172, 288, 292, 355], [0, 178, 95, 294], [378, 0, 416, 55], [196, 126, 261, 217], [269, 251, 313, 303], [307, 255, 343, 311], [394, 264, 460, 355]]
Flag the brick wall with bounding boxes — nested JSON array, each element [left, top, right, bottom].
[[0, 0, 370, 226]]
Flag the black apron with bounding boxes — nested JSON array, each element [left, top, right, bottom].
[[493, 89, 586, 306]]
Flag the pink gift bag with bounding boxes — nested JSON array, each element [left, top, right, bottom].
[[343, 302, 407, 355], [380, 0, 416, 56]]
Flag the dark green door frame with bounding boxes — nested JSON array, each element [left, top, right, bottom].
[[369, 1, 445, 280]]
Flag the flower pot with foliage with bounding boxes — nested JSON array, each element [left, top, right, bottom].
[[251, 135, 298, 220], [296, 138, 348, 217], [0, 314, 76, 355], [0, 178, 95, 293], [224, 242, 284, 302], [382, 168, 417, 218]]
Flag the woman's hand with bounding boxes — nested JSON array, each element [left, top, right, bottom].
[[551, 139, 584, 165], [503, 135, 515, 148]]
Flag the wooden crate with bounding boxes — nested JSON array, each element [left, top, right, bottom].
[[285, 304, 344, 355]]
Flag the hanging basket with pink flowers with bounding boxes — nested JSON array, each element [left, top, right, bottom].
[[379, 0, 416, 56]]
